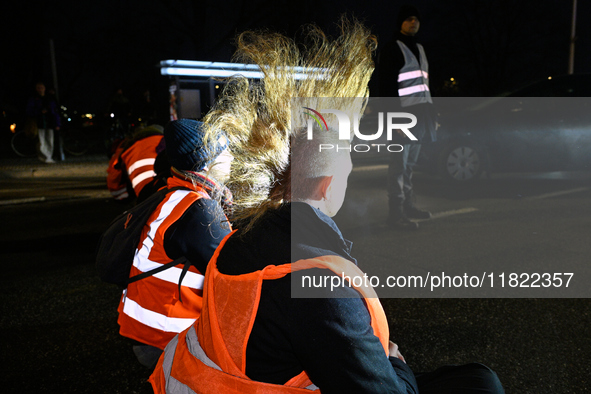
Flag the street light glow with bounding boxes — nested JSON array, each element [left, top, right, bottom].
[[159, 59, 327, 80]]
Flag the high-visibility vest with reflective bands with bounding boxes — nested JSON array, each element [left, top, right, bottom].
[[107, 135, 163, 200], [117, 176, 214, 350], [149, 232, 390, 393], [397, 41, 432, 107], [120, 134, 163, 197]]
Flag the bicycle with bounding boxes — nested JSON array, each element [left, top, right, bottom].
[[10, 118, 100, 158], [61, 125, 95, 156], [10, 129, 37, 158]]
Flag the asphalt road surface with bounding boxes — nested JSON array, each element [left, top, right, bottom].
[[1, 156, 590, 393]]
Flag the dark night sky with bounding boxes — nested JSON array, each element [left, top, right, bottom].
[[2, 0, 590, 120]]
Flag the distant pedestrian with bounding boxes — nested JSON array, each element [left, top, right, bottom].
[[137, 88, 157, 126], [25, 82, 61, 163], [106, 87, 132, 120], [106, 87, 133, 141], [46, 87, 65, 161]]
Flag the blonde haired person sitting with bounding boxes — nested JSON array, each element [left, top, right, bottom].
[[150, 18, 503, 394]]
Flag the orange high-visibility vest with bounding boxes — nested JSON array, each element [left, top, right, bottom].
[[117, 176, 221, 350], [150, 231, 390, 393], [107, 135, 163, 199]]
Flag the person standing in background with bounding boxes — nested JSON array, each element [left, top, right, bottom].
[[46, 87, 65, 161], [26, 82, 61, 163], [378, 5, 437, 231], [137, 88, 157, 126]]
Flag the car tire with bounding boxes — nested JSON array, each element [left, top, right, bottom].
[[438, 142, 485, 182]]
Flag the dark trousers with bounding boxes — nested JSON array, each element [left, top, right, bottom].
[[416, 363, 505, 394], [387, 103, 436, 218], [54, 128, 65, 161], [387, 142, 421, 214]]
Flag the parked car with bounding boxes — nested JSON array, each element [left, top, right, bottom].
[[421, 73, 591, 182]]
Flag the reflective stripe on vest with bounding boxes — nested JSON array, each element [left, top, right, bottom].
[[128, 158, 156, 174], [150, 231, 390, 393], [129, 158, 157, 190], [396, 41, 432, 107], [152, 325, 319, 394], [120, 135, 163, 196], [398, 70, 428, 82], [110, 187, 129, 199], [133, 189, 205, 290], [121, 291, 196, 333], [131, 169, 157, 189]]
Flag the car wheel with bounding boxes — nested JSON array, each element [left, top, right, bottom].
[[439, 143, 484, 182]]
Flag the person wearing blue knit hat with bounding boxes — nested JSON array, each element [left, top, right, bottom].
[[164, 118, 229, 173], [116, 118, 233, 369]]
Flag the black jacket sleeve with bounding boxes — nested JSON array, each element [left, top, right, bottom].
[[289, 282, 418, 393], [163, 198, 231, 274], [377, 40, 405, 98]]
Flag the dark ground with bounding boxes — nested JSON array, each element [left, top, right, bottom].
[[0, 155, 590, 393]]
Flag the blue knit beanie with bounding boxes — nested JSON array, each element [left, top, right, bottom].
[[164, 119, 228, 171]]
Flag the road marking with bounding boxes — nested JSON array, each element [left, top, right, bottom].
[[0, 182, 105, 194], [0, 197, 46, 206], [527, 187, 591, 200], [0, 188, 45, 193], [416, 207, 479, 222], [352, 164, 388, 172]]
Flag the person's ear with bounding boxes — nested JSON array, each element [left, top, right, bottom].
[[318, 175, 334, 200]]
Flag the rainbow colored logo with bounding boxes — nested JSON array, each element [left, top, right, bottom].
[[303, 107, 328, 131]]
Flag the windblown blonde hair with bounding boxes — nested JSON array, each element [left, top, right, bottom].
[[202, 17, 377, 232]]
